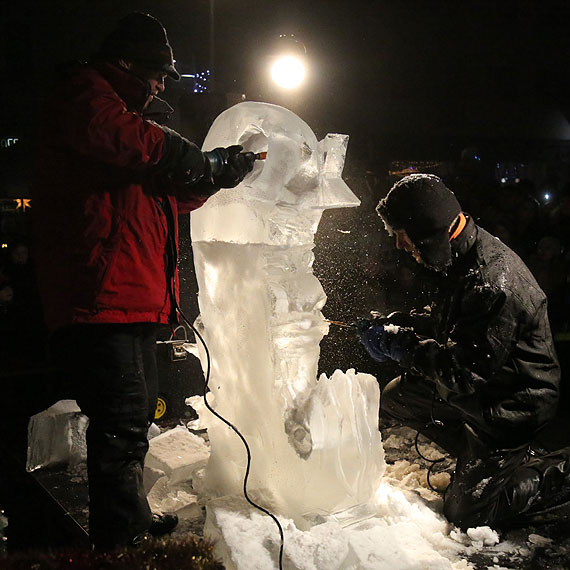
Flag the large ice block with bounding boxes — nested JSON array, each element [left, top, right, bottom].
[[190, 102, 383, 525], [27, 400, 88, 472], [145, 426, 210, 486]]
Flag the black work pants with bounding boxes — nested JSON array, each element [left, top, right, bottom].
[[382, 375, 570, 530], [49, 323, 160, 548]]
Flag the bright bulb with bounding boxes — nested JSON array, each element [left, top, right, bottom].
[[271, 55, 306, 89]]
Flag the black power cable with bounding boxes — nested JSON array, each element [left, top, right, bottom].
[[378, 376, 449, 494], [414, 386, 449, 493], [177, 305, 285, 570], [413, 430, 447, 493]]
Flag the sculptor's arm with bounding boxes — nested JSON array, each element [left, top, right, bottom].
[[360, 283, 517, 395], [155, 128, 256, 205]]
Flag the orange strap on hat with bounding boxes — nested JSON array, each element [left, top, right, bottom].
[[449, 212, 467, 241]]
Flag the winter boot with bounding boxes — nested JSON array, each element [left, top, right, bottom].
[[149, 512, 179, 536], [507, 447, 570, 526]]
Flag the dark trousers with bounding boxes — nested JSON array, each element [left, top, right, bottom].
[[48, 323, 160, 548], [382, 375, 570, 530]]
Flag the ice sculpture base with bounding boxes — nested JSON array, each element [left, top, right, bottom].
[[203, 487, 462, 570], [190, 369, 385, 526]]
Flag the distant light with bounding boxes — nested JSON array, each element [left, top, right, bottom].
[[543, 193, 551, 202], [1, 243, 7, 249], [181, 69, 210, 93], [271, 55, 305, 89], [14, 198, 31, 210], [500, 178, 507, 184], [1, 137, 19, 148]]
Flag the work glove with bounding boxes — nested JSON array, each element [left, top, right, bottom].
[[155, 125, 209, 185], [359, 322, 418, 364], [204, 145, 256, 189]]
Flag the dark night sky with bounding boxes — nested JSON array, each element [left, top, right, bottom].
[[3, 0, 570, 161]]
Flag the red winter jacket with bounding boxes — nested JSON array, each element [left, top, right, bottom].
[[32, 61, 207, 331]]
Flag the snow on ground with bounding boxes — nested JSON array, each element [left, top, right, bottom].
[[144, 423, 542, 570], [20, 405, 570, 569]]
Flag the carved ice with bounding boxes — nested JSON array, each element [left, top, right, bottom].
[[190, 101, 385, 525]]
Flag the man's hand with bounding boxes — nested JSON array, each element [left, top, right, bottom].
[[359, 322, 418, 364], [205, 145, 256, 188]]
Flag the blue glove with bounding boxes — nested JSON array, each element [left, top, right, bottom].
[[359, 323, 418, 364]]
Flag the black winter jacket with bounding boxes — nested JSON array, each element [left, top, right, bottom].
[[398, 216, 560, 446]]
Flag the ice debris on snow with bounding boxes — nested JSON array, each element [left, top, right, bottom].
[[143, 427, 209, 522], [528, 533, 553, 546], [204, 492, 470, 570]]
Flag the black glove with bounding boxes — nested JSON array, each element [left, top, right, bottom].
[[154, 125, 208, 183], [204, 145, 256, 189]]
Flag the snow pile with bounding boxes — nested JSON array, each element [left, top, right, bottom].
[[204, 492, 463, 570], [143, 425, 504, 569]]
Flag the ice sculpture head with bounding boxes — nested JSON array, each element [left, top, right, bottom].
[[201, 101, 359, 209]]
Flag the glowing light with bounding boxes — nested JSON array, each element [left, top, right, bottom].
[[14, 198, 31, 210], [1, 137, 19, 148], [271, 55, 306, 89], [1, 243, 8, 249], [181, 69, 210, 93], [543, 193, 551, 201]]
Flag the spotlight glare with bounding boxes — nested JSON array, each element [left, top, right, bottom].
[[271, 55, 306, 89]]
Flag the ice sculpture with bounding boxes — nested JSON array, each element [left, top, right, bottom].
[[190, 102, 384, 524]]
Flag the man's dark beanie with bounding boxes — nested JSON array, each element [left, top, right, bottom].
[[100, 13, 180, 81], [376, 174, 462, 270]]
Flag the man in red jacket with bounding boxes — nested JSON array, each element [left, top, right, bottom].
[[28, 13, 254, 549]]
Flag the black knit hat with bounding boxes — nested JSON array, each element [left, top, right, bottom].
[[376, 174, 462, 270], [100, 13, 180, 81]]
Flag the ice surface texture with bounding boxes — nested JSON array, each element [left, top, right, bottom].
[[190, 102, 384, 524], [27, 400, 88, 471]]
